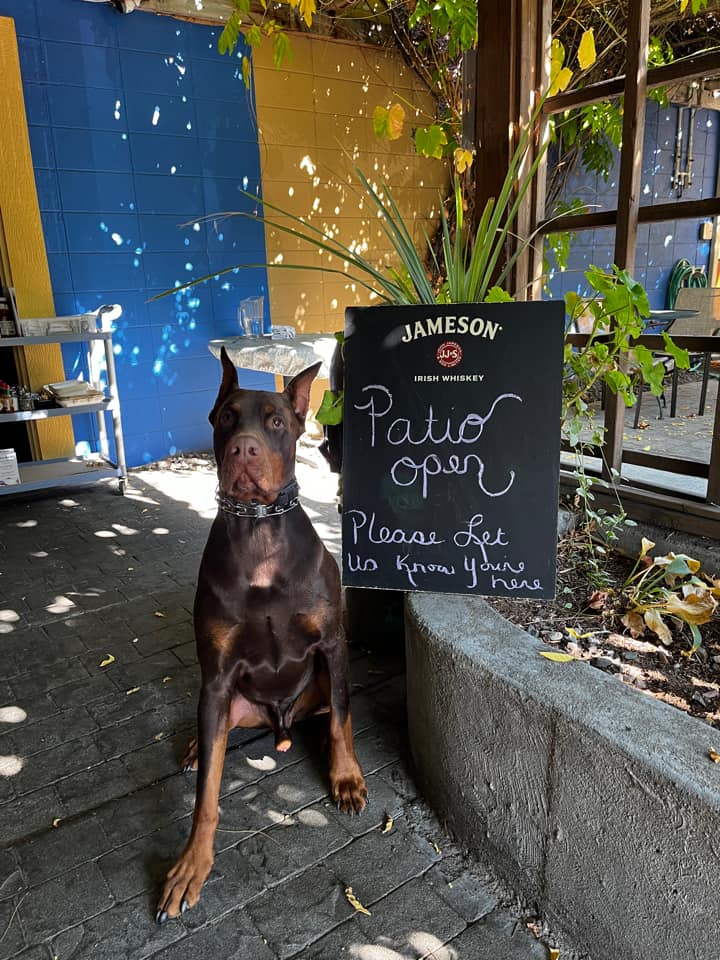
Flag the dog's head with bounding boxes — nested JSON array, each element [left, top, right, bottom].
[[209, 347, 321, 503]]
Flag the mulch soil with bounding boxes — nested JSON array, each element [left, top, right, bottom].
[[486, 532, 720, 727]]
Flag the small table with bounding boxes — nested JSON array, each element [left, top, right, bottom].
[[208, 334, 338, 381]]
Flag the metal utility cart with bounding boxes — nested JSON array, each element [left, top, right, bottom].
[[0, 327, 128, 496]]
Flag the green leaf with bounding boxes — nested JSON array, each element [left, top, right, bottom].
[[272, 30, 292, 68], [484, 286, 514, 303], [316, 390, 344, 426], [245, 24, 262, 47], [414, 124, 448, 159], [661, 332, 690, 369]]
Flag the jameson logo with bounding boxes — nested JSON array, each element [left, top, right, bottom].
[[401, 314, 502, 343], [342, 301, 565, 600]]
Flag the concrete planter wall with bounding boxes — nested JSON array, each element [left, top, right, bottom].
[[405, 593, 720, 960]]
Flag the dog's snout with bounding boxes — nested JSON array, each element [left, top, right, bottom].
[[231, 436, 261, 460]]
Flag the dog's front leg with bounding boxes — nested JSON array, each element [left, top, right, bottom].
[[324, 639, 367, 814], [156, 679, 230, 922]]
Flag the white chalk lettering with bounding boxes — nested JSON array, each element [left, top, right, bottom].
[[345, 509, 444, 547], [395, 554, 456, 588], [491, 575, 542, 592], [346, 553, 378, 573], [391, 453, 515, 500]]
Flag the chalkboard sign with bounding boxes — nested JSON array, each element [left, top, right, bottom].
[[341, 301, 565, 599]]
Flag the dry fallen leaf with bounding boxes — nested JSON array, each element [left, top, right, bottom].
[[99, 654, 115, 668], [345, 886, 371, 916], [432, 842, 442, 854], [549, 950, 560, 960], [154, 732, 165, 741], [621, 612, 646, 639], [709, 748, 720, 764], [162, 676, 172, 683], [565, 627, 594, 640], [154, 611, 166, 618], [381, 815, 394, 834], [540, 652, 576, 663], [587, 590, 609, 611], [52, 818, 62, 828], [126, 686, 140, 696]]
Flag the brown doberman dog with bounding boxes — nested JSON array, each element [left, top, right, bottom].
[[156, 348, 367, 922]]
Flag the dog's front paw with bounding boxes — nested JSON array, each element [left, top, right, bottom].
[[156, 846, 213, 923], [331, 769, 368, 815]]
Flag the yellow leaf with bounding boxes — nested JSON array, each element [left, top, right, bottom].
[[549, 950, 561, 960], [577, 29, 596, 70], [454, 148, 474, 174], [680, 0, 689, 11], [241, 57, 251, 89], [345, 886, 371, 916], [549, 41, 573, 96], [642, 445, 651, 451], [540, 651, 576, 663], [154, 732, 165, 741], [643, 608, 672, 645], [664, 591, 716, 626], [622, 612, 645, 638], [298, 0, 316, 27], [126, 686, 140, 696], [52, 817, 62, 828], [153, 611, 166, 618], [549, 66, 573, 97], [99, 654, 115, 668], [709, 748, 720, 763], [432, 842, 442, 854], [639, 537, 655, 558], [387, 103, 405, 140], [381, 815, 394, 834], [566, 627, 594, 640]]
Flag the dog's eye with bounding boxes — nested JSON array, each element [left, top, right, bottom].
[[271, 416, 283, 429], [220, 408, 234, 426]]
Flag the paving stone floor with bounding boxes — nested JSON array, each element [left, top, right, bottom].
[[0, 459, 559, 960]]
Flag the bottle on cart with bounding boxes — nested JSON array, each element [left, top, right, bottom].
[[0, 296, 17, 337]]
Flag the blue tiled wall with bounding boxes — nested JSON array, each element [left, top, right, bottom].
[[545, 100, 719, 310], [1, 0, 272, 465]]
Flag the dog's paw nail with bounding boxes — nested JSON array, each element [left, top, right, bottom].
[[156, 910, 168, 925], [181, 900, 189, 914]]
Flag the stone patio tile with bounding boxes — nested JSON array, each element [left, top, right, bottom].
[[237, 832, 298, 889], [443, 908, 550, 958], [18, 862, 114, 944], [132, 621, 194, 658], [288, 918, 369, 960], [87, 672, 196, 728], [10, 705, 98, 758], [49, 891, 184, 960], [96, 777, 196, 847], [97, 818, 190, 903], [260, 758, 334, 815], [353, 729, 405, 776], [326, 820, 441, 908], [104, 651, 185, 692], [216, 783, 277, 839], [265, 802, 355, 872], [56, 756, 139, 819], [15, 814, 109, 887], [424, 863, 500, 925], [356, 876, 466, 958], [121, 732, 191, 788], [48, 674, 117, 710], [93, 700, 194, 761], [179, 844, 267, 931], [245, 864, 355, 960], [1, 692, 59, 730], [0, 850, 24, 903], [9, 658, 90, 700], [150, 910, 276, 960], [323, 773, 407, 839], [12, 735, 103, 796], [0, 785, 66, 845], [0, 896, 26, 959]]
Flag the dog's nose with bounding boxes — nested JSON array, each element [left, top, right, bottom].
[[231, 436, 260, 460]]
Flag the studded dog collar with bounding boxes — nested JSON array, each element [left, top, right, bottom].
[[215, 478, 300, 519]]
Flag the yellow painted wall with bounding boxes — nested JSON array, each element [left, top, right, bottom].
[[253, 36, 448, 335]]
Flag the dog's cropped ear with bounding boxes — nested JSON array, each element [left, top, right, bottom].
[[284, 361, 322, 427], [208, 347, 239, 425]]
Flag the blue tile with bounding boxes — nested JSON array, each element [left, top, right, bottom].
[[18, 37, 46, 81], [23, 82, 49, 124], [118, 49, 193, 97], [145, 286, 212, 327], [139, 214, 207, 253], [48, 85, 127, 132], [203, 179, 261, 216], [48, 252, 73, 292], [198, 139, 260, 181], [125, 91, 195, 137], [155, 354, 217, 394], [163, 423, 213, 456], [160, 389, 217, 428], [192, 55, 248, 102], [68, 251, 145, 291], [124, 431, 165, 467], [111, 322, 155, 367], [58, 170, 136, 213], [134, 174, 203, 216], [36, 0, 117, 46], [142, 252, 210, 291], [117, 358, 159, 399], [205, 216, 266, 255], [45, 40, 121, 88], [41, 212, 67, 253], [128, 133, 201, 176], [53, 290, 147, 326], [64, 212, 140, 253], [54, 129, 132, 173], [28, 125, 54, 168], [116, 11, 191, 55], [195, 99, 257, 142], [186, 23, 225, 62], [152, 316, 215, 360], [34, 168, 60, 210], [0, 0, 38, 37]]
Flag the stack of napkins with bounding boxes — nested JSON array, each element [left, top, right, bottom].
[[45, 380, 106, 406]]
